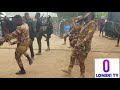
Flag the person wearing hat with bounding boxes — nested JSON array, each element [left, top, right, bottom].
[[68, 16, 84, 47], [69, 16, 84, 64], [62, 16, 84, 46], [0, 15, 33, 75], [62, 16, 84, 65], [62, 12, 96, 78]]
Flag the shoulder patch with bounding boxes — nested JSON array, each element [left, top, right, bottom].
[[88, 29, 93, 33]]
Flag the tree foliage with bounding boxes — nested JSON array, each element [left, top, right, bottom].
[[53, 12, 108, 22], [55, 12, 88, 21], [95, 12, 108, 19]]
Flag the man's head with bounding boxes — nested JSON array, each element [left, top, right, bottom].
[[24, 13, 30, 20], [13, 15, 23, 26], [35, 12, 40, 19], [75, 16, 84, 23]]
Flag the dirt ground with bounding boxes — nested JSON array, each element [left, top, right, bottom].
[[0, 30, 120, 78]]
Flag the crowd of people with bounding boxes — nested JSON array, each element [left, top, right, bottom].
[[0, 12, 98, 78], [98, 17, 120, 40]]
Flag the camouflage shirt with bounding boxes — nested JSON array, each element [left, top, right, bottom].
[[6, 23, 31, 46], [78, 21, 96, 46], [74, 20, 96, 55]]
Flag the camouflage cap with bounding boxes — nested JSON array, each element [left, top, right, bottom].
[[77, 16, 83, 20]]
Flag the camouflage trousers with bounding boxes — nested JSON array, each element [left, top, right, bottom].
[[15, 45, 28, 68], [69, 44, 91, 73]]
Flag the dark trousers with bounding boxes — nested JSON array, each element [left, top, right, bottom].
[[46, 34, 51, 48], [60, 29, 64, 38], [64, 33, 69, 42], [37, 36, 42, 53], [29, 41, 34, 58]]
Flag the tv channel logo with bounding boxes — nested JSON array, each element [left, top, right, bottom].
[[95, 58, 119, 78]]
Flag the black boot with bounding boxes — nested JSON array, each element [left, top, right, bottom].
[[16, 70, 26, 75], [16, 67, 26, 75]]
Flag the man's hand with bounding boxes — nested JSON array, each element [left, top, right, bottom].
[[75, 39, 84, 48], [9, 41, 17, 45], [70, 39, 78, 48], [0, 38, 5, 46], [4, 34, 11, 42]]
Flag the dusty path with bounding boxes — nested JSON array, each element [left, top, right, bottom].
[[0, 30, 120, 78]]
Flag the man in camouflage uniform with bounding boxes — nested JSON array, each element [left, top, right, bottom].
[[62, 13, 96, 78], [62, 16, 84, 47], [68, 16, 84, 65], [0, 15, 33, 75]]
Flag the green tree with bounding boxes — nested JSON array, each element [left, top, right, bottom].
[[95, 12, 108, 19], [54, 12, 108, 21], [54, 12, 88, 21]]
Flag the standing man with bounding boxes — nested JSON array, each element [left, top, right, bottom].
[[59, 18, 64, 38], [1, 17, 10, 37], [62, 13, 96, 78], [0, 15, 33, 75], [43, 15, 53, 51], [35, 12, 43, 55], [24, 13, 35, 60], [99, 19, 105, 36], [62, 22, 70, 45]]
